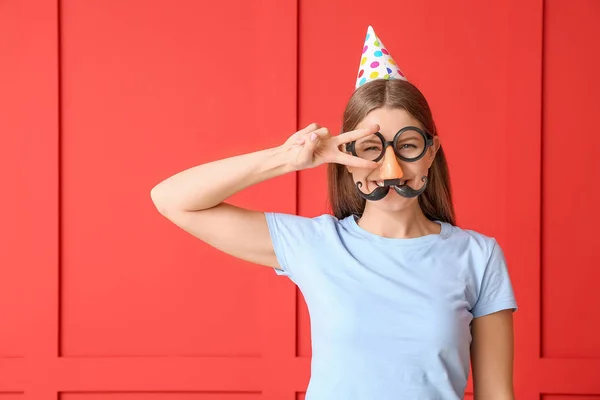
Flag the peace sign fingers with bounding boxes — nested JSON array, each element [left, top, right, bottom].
[[332, 151, 379, 169], [333, 124, 380, 146]]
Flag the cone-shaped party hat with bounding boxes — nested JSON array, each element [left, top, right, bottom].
[[356, 26, 406, 88]]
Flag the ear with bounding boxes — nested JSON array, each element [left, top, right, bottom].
[[428, 136, 441, 168]]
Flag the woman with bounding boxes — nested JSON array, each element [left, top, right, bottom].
[[151, 27, 517, 400]]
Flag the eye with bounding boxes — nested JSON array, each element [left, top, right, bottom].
[[365, 146, 382, 151]]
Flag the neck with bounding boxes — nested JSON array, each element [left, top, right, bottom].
[[357, 200, 441, 239]]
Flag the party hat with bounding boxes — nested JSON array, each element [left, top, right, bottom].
[[356, 26, 406, 88]]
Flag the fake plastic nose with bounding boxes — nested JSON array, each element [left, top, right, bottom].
[[379, 146, 404, 180]]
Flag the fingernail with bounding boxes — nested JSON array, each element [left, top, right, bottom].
[[297, 138, 305, 144], [310, 132, 318, 141]]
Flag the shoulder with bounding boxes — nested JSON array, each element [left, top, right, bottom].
[[444, 223, 500, 261], [448, 225, 518, 317], [264, 212, 342, 243], [440, 223, 506, 288], [448, 224, 512, 288], [264, 212, 346, 280]]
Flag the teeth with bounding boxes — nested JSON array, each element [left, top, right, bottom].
[[374, 180, 407, 187]]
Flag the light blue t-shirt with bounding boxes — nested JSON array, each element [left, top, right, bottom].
[[265, 212, 517, 400]]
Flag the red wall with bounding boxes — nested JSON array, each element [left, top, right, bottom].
[[1, 0, 599, 399]]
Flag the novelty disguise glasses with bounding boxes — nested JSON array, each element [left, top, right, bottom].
[[345, 126, 434, 200]]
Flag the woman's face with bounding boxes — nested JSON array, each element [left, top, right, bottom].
[[348, 107, 440, 212]]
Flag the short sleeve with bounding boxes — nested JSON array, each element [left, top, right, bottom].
[[471, 240, 518, 318], [264, 212, 325, 281]]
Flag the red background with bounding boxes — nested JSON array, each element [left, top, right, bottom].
[[1, 0, 599, 399]]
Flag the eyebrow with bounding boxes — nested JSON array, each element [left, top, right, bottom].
[[396, 135, 420, 143], [358, 138, 381, 145]]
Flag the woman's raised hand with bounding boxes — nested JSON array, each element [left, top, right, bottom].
[[284, 123, 380, 171]]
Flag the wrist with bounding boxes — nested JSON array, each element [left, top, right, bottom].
[[270, 144, 299, 174]]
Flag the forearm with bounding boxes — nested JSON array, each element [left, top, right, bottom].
[[151, 145, 296, 212], [474, 392, 514, 400]]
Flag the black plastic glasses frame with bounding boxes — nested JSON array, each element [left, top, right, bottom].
[[345, 126, 434, 162]]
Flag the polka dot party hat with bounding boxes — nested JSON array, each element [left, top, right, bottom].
[[356, 26, 406, 88]]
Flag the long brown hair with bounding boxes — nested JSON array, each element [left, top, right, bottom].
[[327, 79, 456, 225]]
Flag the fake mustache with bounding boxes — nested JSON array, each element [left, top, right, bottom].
[[356, 176, 429, 200]]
